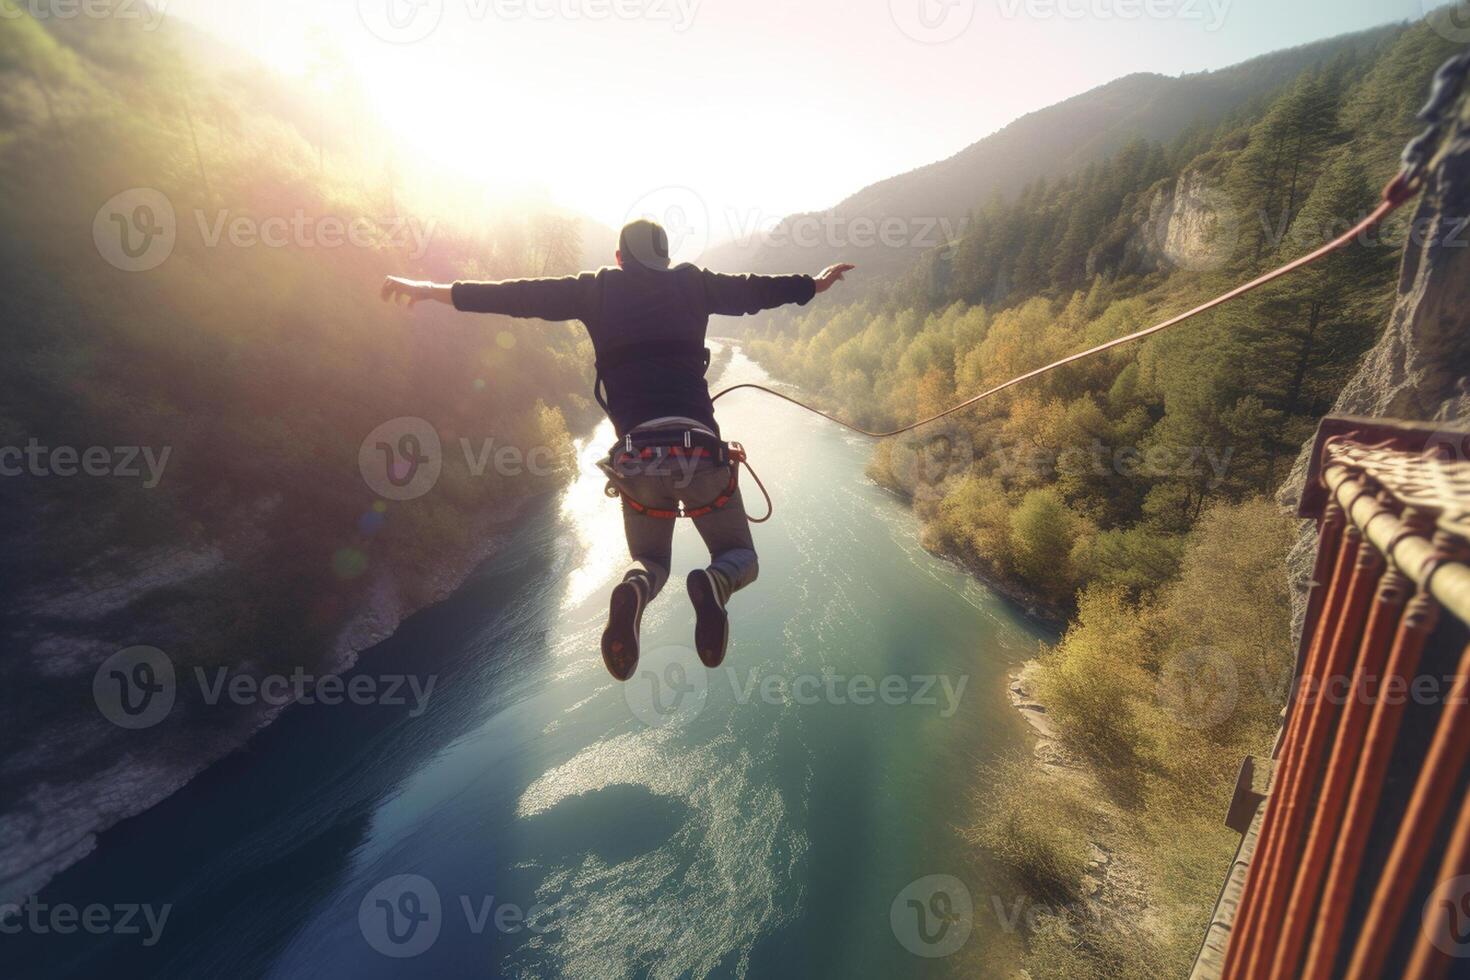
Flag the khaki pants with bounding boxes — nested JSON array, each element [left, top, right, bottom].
[[612, 453, 759, 600]]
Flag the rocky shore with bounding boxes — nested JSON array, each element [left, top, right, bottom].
[[1005, 660, 1156, 941]]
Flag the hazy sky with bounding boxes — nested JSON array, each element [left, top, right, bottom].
[[168, 0, 1435, 241]]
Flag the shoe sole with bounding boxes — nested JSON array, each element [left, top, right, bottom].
[[601, 582, 642, 681], [687, 569, 729, 669]]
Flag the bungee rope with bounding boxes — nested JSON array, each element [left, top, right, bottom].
[[711, 44, 1470, 439], [711, 175, 1415, 438], [612, 46, 1469, 524]]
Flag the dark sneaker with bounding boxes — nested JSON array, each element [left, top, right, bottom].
[[686, 568, 730, 668], [601, 578, 646, 681]]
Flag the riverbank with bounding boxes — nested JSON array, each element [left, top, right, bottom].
[[0, 488, 554, 911], [1003, 660, 1155, 937]]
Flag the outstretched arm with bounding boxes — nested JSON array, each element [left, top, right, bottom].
[[381, 273, 594, 321], [699, 264, 855, 317]]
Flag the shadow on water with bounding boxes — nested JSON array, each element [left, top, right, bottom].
[[7, 496, 572, 980]]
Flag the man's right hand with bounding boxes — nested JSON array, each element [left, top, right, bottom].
[[814, 264, 855, 295], [382, 276, 452, 308]]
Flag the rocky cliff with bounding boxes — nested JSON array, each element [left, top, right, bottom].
[[1279, 90, 1470, 627], [0, 495, 543, 911]]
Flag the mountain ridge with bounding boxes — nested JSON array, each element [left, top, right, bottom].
[[705, 22, 1408, 282]]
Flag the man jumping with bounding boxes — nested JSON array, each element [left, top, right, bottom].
[[382, 218, 853, 680]]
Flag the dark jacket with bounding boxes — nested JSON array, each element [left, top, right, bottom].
[[452, 265, 816, 436]]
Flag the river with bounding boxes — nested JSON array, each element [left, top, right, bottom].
[[11, 346, 1051, 979]]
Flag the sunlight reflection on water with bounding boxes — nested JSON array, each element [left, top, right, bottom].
[[558, 419, 626, 611]]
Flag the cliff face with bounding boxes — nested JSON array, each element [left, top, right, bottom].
[[1280, 95, 1470, 624], [1113, 168, 1232, 277], [0, 497, 539, 910]]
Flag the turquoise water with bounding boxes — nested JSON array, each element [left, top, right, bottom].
[[12, 347, 1048, 978]]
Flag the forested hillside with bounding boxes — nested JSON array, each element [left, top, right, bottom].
[[0, 5, 605, 638], [745, 19, 1461, 978], [0, 4, 602, 901], [751, 21, 1449, 616]]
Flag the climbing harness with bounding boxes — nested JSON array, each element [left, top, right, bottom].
[[709, 46, 1470, 440], [598, 427, 774, 524]]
